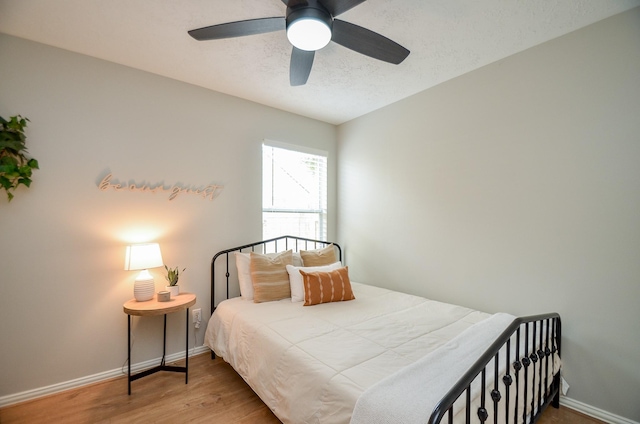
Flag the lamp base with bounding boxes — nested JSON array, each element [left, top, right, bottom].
[[134, 277, 155, 301]]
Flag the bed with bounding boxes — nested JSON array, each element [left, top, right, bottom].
[[204, 236, 561, 424]]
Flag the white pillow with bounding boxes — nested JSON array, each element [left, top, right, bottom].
[[236, 251, 304, 300], [286, 261, 343, 302], [235, 252, 254, 300]]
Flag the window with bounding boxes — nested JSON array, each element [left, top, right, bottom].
[[262, 142, 327, 241]]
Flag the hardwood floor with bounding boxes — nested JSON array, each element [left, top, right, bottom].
[[1, 353, 602, 423], [0, 353, 280, 424], [539, 407, 605, 424]]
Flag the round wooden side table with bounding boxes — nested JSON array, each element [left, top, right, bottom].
[[123, 292, 196, 394]]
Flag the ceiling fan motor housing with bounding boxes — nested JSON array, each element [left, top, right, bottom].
[[286, 1, 333, 51]]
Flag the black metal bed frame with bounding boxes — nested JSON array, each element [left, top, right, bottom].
[[209, 236, 561, 424]]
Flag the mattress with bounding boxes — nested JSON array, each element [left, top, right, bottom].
[[204, 282, 493, 424]]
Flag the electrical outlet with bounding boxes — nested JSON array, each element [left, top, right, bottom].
[[193, 308, 202, 329]]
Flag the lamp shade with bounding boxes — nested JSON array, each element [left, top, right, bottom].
[[124, 243, 164, 271]]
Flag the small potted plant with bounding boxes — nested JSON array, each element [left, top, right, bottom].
[[0, 115, 39, 202], [164, 265, 185, 297]]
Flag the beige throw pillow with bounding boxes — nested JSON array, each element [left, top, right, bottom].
[[300, 244, 337, 267], [250, 250, 293, 303]]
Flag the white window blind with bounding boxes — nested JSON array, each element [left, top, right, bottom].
[[262, 142, 327, 241]]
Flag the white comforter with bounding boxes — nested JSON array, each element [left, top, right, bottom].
[[204, 282, 493, 424], [350, 312, 517, 424]]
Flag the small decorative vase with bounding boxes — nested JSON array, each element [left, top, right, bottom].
[[166, 285, 180, 297]]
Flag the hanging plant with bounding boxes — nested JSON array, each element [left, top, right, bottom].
[[0, 115, 39, 201]]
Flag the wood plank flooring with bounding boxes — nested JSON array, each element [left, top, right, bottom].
[[0, 353, 603, 423]]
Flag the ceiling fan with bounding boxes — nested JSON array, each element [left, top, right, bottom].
[[188, 0, 410, 86]]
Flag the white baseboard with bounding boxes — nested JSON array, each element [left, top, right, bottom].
[[560, 396, 639, 424], [0, 345, 211, 408]]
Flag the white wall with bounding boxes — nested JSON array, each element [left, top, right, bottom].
[[337, 8, 640, 422], [0, 34, 336, 397]]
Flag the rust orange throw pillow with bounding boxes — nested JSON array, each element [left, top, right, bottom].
[[299, 266, 355, 306]]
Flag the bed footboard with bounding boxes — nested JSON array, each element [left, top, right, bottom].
[[428, 313, 561, 424]]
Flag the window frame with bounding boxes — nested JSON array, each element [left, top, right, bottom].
[[262, 140, 328, 241]]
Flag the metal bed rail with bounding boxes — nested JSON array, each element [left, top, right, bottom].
[[428, 313, 561, 424]]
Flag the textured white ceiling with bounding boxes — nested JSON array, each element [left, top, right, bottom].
[[1, 0, 638, 124]]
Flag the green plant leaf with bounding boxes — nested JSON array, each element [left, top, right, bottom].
[[18, 165, 32, 177], [0, 139, 24, 152], [0, 176, 12, 189], [1, 156, 18, 166]]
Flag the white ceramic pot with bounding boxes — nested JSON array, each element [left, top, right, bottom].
[[166, 285, 180, 297]]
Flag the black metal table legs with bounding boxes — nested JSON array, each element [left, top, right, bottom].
[[127, 308, 189, 395]]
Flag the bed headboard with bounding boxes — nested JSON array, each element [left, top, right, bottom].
[[210, 235, 342, 314]]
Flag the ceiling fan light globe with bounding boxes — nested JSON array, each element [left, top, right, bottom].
[[287, 17, 332, 51]]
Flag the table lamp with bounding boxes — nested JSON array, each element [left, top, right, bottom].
[[124, 243, 164, 301]]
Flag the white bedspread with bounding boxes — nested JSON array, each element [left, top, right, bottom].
[[204, 282, 491, 424], [350, 312, 516, 424]]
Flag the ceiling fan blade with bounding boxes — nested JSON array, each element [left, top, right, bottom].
[[332, 19, 409, 64], [319, 0, 366, 17], [188, 17, 285, 40], [290, 47, 315, 86]]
